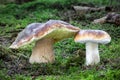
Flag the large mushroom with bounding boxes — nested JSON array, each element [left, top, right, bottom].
[[74, 30, 111, 65], [10, 20, 80, 64]]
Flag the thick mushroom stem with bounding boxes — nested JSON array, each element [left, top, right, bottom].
[[85, 42, 100, 65], [29, 38, 55, 64]]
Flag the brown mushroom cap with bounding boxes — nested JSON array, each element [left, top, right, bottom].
[[74, 30, 111, 44], [10, 20, 80, 48]]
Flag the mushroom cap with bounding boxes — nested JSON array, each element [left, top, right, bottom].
[[74, 30, 111, 44], [10, 20, 80, 48]]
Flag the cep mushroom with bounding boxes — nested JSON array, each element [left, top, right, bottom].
[[9, 20, 80, 64], [74, 30, 111, 65]]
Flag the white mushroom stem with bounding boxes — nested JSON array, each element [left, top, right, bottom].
[[85, 42, 100, 65], [29, 38, 55, 64]]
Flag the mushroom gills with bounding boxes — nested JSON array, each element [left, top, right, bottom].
[[44, 27, 78, 41]]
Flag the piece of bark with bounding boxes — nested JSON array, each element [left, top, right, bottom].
[[92, 16, 107, 24], [106, 13, 120, 25], [92, 13, 120, 25], [73, 6, 106, 15]]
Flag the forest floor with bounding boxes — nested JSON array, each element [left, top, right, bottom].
[[0, 0, 120, 80]]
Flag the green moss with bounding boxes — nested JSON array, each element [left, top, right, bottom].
[[0, 0, 120, 80]]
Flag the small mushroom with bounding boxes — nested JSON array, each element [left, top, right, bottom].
[[74, 30, 111, 65], [10, 20, 80, 64]]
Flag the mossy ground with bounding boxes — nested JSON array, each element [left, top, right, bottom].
[[0, 0, 120, 80]]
